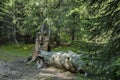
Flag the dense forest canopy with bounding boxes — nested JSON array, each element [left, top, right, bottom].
[[0, 0, 120, 80]]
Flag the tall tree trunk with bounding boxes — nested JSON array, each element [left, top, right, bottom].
[[71, 27, 75, 41], [13, 25, 19, 45]]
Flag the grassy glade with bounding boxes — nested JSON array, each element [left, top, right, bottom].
[[0, 44, 34, 61], [0, 44, 93, 79]]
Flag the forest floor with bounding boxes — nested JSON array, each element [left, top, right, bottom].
[[0, 52, 76, 80]]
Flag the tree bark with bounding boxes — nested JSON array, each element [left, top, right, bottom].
[[30, 50, 87, 75]]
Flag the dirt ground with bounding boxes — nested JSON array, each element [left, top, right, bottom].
[[0, 57, 76, 80]]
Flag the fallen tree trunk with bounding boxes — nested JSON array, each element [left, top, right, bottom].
[[29, 50, 88, 75]]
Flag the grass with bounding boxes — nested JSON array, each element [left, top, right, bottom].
[[0, 44, 93, 80], [0, 44, 77, 61], [53, 46, 79, 53], [0, 53, 13, 61], [0, 44, 34, 61]]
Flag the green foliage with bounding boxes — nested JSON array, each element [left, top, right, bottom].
[[83, 0, 120, 79], [0, 0, 120, 79], [74, 73, 91, 80], [53, 46, 78, 53]]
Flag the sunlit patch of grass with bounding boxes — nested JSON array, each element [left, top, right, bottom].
[[53, 46, 79, 53], [0, 44, 34, 59]]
